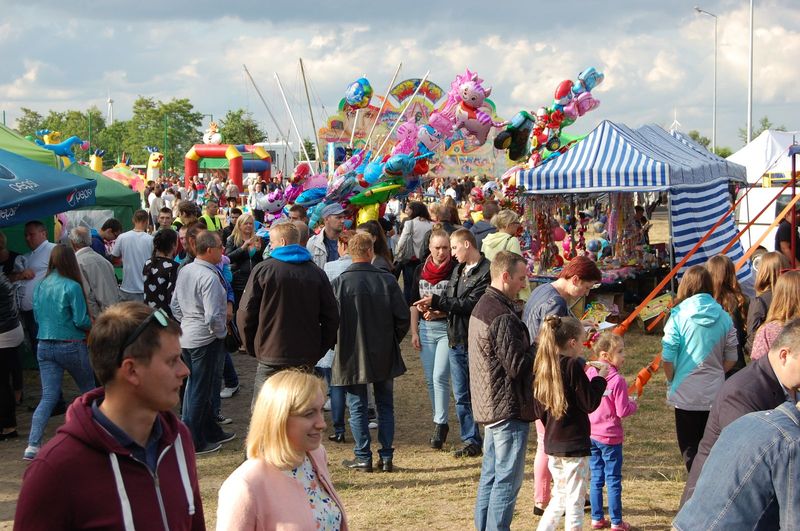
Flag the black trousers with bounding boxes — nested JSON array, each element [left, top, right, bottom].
[[0, 345, 19, 429], [675, 408, 710, 473]]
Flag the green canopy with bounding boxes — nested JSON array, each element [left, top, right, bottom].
[[66, 164, 141, 231], [0, 123, 60, 168]]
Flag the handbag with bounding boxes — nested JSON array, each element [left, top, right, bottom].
[[393, 218, 415, 265], [224, 320, 243, 353]]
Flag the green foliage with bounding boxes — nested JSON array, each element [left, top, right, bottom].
[[218, 109, 266, 145], [714, 146, 733, 158], [296, 137, 317, 161], [15, 108, 43, 137], [738, 116, 787, 144], [687, 130, 710, 148], [123, 97, 203, 169]]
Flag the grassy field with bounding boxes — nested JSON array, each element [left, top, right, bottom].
[[0, 326, 681, 530]]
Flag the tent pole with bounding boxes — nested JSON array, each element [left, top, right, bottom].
[[667, 191, 676, 294]]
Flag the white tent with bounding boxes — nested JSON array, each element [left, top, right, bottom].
[[727, 130, 800, 184]]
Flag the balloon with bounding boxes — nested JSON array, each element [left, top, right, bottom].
[[452, 70, 507, 146], [572, 67, 604, 95], [562, 239, 571, 253], [553, 80, 574, 109], [295, 187, 326, 207], [552, 227, 566, 242], [357, 203, 380, 225], [529, 239, 541, 254], [345, 78, 373, 109]]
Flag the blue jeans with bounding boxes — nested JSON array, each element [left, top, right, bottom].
[[590, 439, 624, 525], [28, 341, 95, 447], [474, 419, 530, 531], [345, 380, 394, 461], [223, 351, 239, 389], [419, 320, 450, 425], [315, 367, 346, 436], [182, 338, 226, 449], [449, 343, 481, 445]]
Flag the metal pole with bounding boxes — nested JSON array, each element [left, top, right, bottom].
[[371, 70, 430, 162], [242, 64, 295, 168], [299, 58, 322, 162], [164, 115, 169, 174], [747, 0, 754, 142], [274, 72, 315, 170], [364, 62, 402, 149], [667, 191, 676, 293], [792, 151, 797, 269], [349, 109, 360, 148], [712, 15, 717, 153]]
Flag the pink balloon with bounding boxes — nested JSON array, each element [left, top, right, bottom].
[[562, 239, 571, 253], [552, 227, 566, 242]]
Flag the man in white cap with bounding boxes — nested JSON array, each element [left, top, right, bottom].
[[307, 203, 346, 269]]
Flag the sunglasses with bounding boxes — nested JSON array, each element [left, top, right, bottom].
[[116, 308, 170, 366]]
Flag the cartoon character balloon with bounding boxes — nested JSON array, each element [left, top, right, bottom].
[[345, 78, 373, 109]]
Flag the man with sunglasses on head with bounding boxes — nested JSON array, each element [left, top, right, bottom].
[[15, 302, 205, 530], [171, 230, 235, 454]]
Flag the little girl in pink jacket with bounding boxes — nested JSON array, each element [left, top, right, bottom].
[[585, 333, 638, 531]]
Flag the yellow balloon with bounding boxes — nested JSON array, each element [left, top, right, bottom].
[[357, 204, 380, 225]]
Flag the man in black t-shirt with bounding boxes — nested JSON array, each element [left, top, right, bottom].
[[775, 217, 800, 263]]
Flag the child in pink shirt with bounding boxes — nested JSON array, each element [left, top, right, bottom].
[[586, 332, 638, 530]]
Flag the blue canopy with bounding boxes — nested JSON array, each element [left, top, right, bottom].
[[520, 121, 746, 194], [0, 148, 97, 228]]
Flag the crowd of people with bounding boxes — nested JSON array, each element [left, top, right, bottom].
[[2, 171, 799, 530]]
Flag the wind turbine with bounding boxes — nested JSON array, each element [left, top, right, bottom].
[[669, 108, 681, 133], [106, 90, 114, 126]]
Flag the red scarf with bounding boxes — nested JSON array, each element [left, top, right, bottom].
[[421, 256, 455, 285]]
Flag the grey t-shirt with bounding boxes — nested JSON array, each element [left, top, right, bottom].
[[522, 283, 569, 347]]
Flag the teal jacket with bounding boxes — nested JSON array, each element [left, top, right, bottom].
[[33, 273, 91, 340], [662, 293, 738, 410]]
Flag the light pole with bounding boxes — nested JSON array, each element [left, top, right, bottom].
[[695, 6, 717, 153], [747, 0, 754, 142]]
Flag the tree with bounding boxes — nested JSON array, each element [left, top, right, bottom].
[[295, 137, 317, 161], [714, 146, 733, 158], [218, 109, 266, 145], [15, 108, 43, 137], [124, 97, 203, 169], [738, 116, 786, 144], [687, 130, 711, 149]]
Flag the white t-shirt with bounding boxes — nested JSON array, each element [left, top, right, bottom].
[[111, 230, 153, 294], [445, 187, 457, 200]]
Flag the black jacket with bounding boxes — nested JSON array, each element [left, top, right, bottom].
[[431, 256, 491, 347], [236, 252, 339, 368], [468, 287, 535, 424], [0, 271, 20, 334], [331, 263, 410, 386], [225, 236, 264, 296], [534, 355, 606, 457], [681, 354, 787, 505]]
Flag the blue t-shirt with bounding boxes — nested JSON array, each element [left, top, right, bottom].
[[92, 399, 163, 472], [522, 283, 569, 347], [323, 234, 339, 263]]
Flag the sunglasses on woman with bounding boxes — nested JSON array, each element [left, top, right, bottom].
[[116, 308, 171, 366]]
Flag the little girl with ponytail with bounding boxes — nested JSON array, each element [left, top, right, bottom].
[[533, 315, 608, 531]]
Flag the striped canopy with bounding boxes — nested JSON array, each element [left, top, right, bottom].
[[519, 121, 746, 194]]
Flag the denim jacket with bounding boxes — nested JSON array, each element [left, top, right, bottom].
[[673, 401, 800, 530]]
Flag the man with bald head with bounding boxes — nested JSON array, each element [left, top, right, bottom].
[[69, 227, 120, 318]]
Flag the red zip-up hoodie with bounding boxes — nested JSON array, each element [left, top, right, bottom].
[[15, 388, 205, 530]]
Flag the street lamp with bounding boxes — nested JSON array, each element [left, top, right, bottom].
[[695, 6, 717, 154]]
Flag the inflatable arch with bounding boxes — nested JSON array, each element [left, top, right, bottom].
[[184, 144, 271, 190]]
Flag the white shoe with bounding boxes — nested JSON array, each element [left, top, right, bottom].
[[220, 385, 240, 399], [23, 445, 39, 461], [323, 398, 331, 411], [368, 421, 378, 430]]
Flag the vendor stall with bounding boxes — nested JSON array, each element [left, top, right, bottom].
[[516, 120, 752, 298]]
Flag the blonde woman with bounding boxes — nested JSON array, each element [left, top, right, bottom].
[[750, 270, 800, 360], [225, 213, 263, 310], [745, 252, 789, 356], [481, 209, 530, 301], [216, 370, 348, 530]]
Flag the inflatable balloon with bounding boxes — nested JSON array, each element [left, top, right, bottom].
[[345, 78, 373, 109], [552, 226, 566, 242], [572, 67, 604, 95], [452, 70, 507, 145], [263, 188, 287, 226], [295, 187, 327, 207], [391, 122, 419, 156], [356, 203, 380, 225], [89, 149, 105, 173]]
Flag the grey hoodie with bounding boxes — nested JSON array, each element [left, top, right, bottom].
[[470, 220, 496, 249]]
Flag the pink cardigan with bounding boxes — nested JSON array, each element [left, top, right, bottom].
[[216, 445, 349, 531], [751, 321, 783, 361], [586, 365, 638, 445]]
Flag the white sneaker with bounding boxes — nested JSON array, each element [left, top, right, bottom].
[[220, 385, 240, 399], [368, 420, 378, 430], [216, 414, 233, 425], [323, 398, 332, 411], [23, 445, 39, 461]]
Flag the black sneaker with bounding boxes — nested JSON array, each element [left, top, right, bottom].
[[196, 442, 222, 456], [452, 442, 482, 458], [211, 431, 237, 445], [342, 458, 373, 472], [215, 414, 233, 425]]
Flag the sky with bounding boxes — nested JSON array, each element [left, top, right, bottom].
[[1, 0, 798, 151]]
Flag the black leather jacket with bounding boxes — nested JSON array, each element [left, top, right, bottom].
[[0, 271, 20, 334], [431, 255, 491, 347]]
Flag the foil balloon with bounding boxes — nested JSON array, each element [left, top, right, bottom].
[[345, 78, 373, 109], [295, 188, 327, 207], [356, 203, 380, 225]]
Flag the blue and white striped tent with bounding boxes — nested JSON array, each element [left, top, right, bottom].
[[518, 120, 753, 289]]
